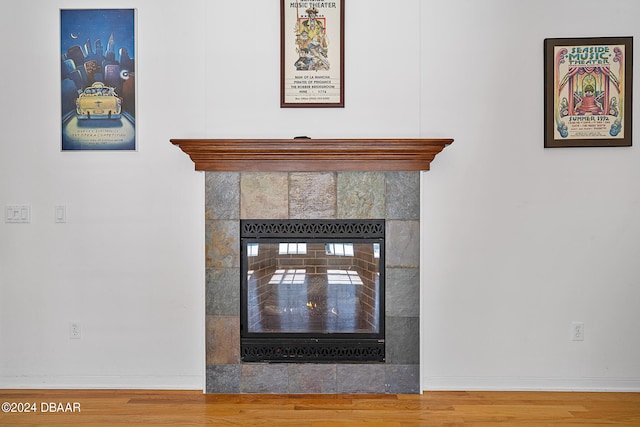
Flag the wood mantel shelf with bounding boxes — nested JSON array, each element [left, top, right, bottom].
[[170, 138, 453, 172]]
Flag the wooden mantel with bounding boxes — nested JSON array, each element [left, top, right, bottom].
[[170, 138, 453, 172]]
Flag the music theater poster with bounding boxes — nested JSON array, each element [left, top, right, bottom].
[[281, 1, 344, 107], [544, 37, 632, 147]]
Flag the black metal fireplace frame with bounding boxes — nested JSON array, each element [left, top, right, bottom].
[[240, 219, 385, 362]]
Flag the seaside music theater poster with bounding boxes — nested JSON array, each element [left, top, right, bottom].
[[546, 37, 632, 147], [61, 9, 136, 150]]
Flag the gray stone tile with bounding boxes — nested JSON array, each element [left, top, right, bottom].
[[336, 364, 386, 393], [288, 364, 337, 393], [206, 316, 240, 365], [386, 220, 420, 268], [289, 172, 336, 219], [337, 172, 385, 219], [385, 365, 420, 394], [204, 169, 424, 395], [240, 172, 288, 219], [386, 172, 420, 220], [205, 220, 239, 268], [385, 316, 419, 365], [206, 364, 240, 393], [241, 364, 289, 393], [206, 268, 239, 316], [385, 267, 420, 317], [206, 172, 240, 220]]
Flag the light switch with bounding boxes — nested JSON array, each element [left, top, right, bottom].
[[5, 205, 31, 223], [55, 205, 67, 223]]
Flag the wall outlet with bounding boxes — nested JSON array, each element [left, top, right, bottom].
[[571, 321, 584, 341], [69, 322, 81, 339]]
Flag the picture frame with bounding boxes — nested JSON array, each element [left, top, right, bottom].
[[544, 36, 633, 147], [281, 0, 344, 108]]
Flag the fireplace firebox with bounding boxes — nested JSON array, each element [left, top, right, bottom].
[[240, 219, 385, 362]]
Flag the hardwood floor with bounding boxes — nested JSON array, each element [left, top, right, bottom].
[[1, 389, 639, 426]]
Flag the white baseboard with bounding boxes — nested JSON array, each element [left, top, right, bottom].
[[0, 375, 203, 390], [5, 375, 638, 393], [421, 376, 640, 392]]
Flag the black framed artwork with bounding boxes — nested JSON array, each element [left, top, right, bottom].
[[544, 37, 632, 147]]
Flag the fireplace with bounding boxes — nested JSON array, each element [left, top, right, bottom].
[[170, 138, 452, 393], [240, 219, 385, 362]]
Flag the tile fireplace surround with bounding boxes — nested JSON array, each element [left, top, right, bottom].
[[171, 138, 452, 394]]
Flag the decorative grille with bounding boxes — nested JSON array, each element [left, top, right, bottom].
[[241, 219, 384, 239], [241, 340, 385, 362]]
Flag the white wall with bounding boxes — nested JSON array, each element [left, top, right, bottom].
[[421, 0, 640, 390], [1, 1, 207, 388], [1, 0, 639, 391], [203, 0, 423, 137]]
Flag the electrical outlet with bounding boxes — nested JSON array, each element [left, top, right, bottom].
[[69, 322, 81, 339], [571, 321, 584, 341]]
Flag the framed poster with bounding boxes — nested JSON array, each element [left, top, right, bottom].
[[281, 1, 344, 108], [544, 37, 632, 147], [61, 9, 136, 151]]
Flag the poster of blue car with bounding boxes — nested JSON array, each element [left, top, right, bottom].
[[61, 9, 136, 151]]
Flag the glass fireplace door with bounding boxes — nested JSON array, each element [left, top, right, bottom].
[[240, 219, 385, 362], [245, 241, 381, 335]]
